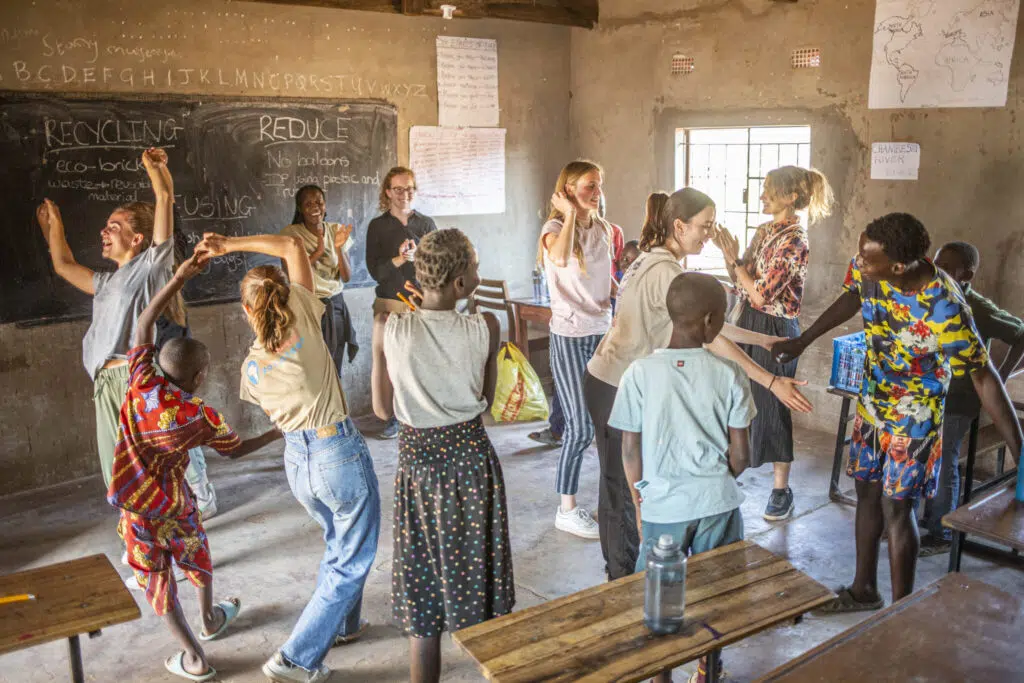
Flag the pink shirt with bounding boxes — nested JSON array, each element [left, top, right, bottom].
[[541, 217, 613, 338]]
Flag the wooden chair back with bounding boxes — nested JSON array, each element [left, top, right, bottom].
[[468, 278, 514, 333]]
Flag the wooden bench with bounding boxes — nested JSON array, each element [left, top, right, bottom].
[[757, 573, 1024, 682], [453, 540, 834, 682], [0, 554, 140, 683]]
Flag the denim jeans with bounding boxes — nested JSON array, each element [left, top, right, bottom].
[[923, 414, 974, 541], [279, 419, 381, 671]]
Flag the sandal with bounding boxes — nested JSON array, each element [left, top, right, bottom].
[[528, 428, 562, 448], [198, 598, 241, 641], [164, 651, 216, 682], [815, 586, 884, 615], [333, 619, 370, 646]]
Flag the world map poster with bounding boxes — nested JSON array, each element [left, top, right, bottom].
[[868, 0, 1021, 109]]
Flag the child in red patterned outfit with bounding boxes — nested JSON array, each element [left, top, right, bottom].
[[108, 251, 280, 682]]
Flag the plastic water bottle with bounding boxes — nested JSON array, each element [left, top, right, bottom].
[[532, 268, 543, 302], [643, 534, 687, 635]]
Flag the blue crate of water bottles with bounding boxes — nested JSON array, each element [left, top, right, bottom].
[[829, 331, 866, 394]]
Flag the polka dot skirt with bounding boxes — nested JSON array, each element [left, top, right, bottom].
[[392, 416, 515, 638]]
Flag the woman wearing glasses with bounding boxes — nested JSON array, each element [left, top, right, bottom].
[[366, 166, 437, 439]]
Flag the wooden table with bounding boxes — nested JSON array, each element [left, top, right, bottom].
[[943, 477, 1024, 572], [0, 554, 141, 682], [453, 540, 834, 682], [508, 297, 551, 358], [757, 573, 1024, 682]]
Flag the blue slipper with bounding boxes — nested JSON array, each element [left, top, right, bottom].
[[198, 598, 241, 641], [164, 651, 216, 682]]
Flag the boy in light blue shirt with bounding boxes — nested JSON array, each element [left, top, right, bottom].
[[610, 272, 756, 683], [610, 271, 756, 560]]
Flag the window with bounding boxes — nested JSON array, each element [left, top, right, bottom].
[[675, 126, 811, 273]]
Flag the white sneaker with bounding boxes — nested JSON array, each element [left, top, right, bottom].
[[555, 506, 600, 540], [121, 550, 129, 566], [262, 652, 332, 682], [173, 564, 186, 582], [124, 575, 143, 592]]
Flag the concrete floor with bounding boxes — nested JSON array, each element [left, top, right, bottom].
[[2, 419, 1023, 683]]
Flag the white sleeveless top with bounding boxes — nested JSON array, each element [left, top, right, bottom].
[[383, 308, 490, 429]]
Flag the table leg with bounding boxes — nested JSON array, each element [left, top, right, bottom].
[[706, 649, 722, 683], [68, 635, 84, 683], [515, 307, 530, 358], [829, 397, 856, 506]]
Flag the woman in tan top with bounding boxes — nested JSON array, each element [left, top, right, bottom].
[[279, 184, 358, 377], [584, 188, 814, 580], [198, 231, 380, 683]]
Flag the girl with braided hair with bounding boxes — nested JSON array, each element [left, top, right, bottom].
[[371, 229, 512, 683], [197, 232, 380, 683]]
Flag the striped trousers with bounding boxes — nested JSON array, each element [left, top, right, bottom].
[[551, 332, 603, 495]]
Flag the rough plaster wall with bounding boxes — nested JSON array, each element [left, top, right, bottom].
[[572, 0, 1024, 433], [0, 0, 570, 494]]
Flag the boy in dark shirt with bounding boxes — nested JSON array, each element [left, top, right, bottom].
[[923, 241, 1024, 554]]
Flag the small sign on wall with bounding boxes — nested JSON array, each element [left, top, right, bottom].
[[871, 142, 920, 180]]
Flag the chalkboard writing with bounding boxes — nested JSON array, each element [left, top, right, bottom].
[[0, 94, 397, 325]]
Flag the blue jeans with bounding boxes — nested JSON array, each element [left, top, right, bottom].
[[280, 419, 381, 671], [923, 413, 974, 541]]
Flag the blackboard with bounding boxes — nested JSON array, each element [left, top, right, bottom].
[[0, 93, 397, 325]]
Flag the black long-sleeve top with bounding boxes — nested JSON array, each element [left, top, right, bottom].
[[364, 211, 437, 300]]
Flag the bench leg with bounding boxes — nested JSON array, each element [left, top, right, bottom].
[[948, 530, 965, 574], [706, 649, 722, 683], [68, 635, 84, 683]]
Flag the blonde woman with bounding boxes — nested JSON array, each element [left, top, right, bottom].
[[197, 232, 380, 683], [716, 166, 834, 521], [541, 160, 613, 539]]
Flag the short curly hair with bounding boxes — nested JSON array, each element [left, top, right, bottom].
[[414, 229, 474, 291], [864, 213, 931, 265]]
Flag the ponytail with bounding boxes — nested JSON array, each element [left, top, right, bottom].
[[638, 188, 714, 251], [764, 166, 835, 224], [638, 192, 670, 252], [240, 266, 294, 353]]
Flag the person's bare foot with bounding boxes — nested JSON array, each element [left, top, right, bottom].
[[182, 651, 210, 677]]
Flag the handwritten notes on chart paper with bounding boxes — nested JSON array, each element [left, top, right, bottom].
[[871, 142, 921, 180], [437, 36, 499, 128], [410, 127, 505, 216]]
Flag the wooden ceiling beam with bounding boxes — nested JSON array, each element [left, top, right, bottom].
[[240, 0, 597, 28]]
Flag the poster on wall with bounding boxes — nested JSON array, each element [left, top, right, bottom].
[[436, 36, 500, 127], [868, 0, 1021, 109], [871, 142, 921, 180], [409, 126, 505, 216]]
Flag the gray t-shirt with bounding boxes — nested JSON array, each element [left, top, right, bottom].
[[383, 308, 490, 429], [82, 239, 174, 380]]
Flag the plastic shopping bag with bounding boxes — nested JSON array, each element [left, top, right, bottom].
[[491, 342, 551, 423]]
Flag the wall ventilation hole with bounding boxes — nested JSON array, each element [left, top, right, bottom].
[[671, 54, 695, 75], [791, 47, 821, 69]]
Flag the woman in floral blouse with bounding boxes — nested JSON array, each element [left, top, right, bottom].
[[716, 166, 834, 521]]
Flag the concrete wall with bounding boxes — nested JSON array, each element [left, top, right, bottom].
[[571, 0, 1024, 433], [0, 0, 571, 494]]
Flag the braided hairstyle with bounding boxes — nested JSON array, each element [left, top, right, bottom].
[[240, 265, 294, 353], [414, 228, 474, 291]]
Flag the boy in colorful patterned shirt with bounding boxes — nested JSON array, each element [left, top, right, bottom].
[[772, 213, 1022, 611], [108, 252, 281, 681]]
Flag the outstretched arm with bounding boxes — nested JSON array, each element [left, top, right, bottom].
[[772, 289, 861, 363], [973, 364, 1024, 457], [141, 148, 174, 246], [199, 233, 313, 292], [707, 334, 813, 413], [37, 199, 95, 294], [227, 428, 282, 459], [134, 251, 208, 347]]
